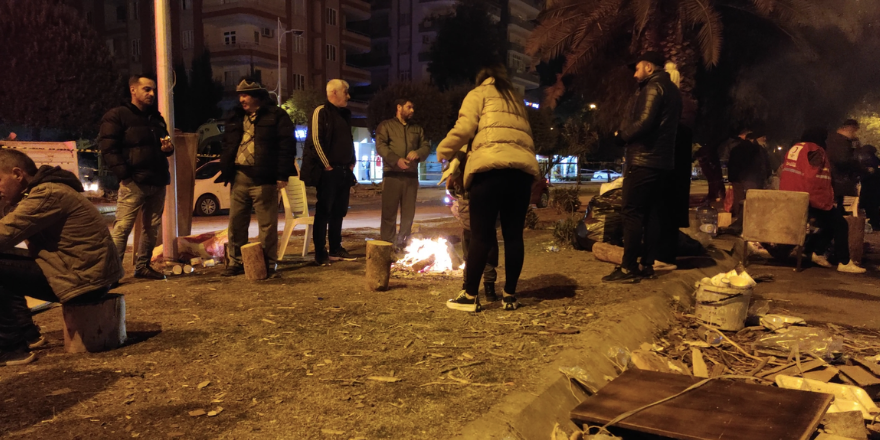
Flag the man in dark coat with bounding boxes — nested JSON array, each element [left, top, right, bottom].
[[858, 144, 880, 230], [301, 79, 357, 266], [218, 78, 295, 278], [826, 119, 863, 213], [98, 75, 174, 280], [603, 51, 682, 283], [728, 129, 771, 225]]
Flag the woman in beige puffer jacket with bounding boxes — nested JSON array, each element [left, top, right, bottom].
[[437, 65, 539, 313]]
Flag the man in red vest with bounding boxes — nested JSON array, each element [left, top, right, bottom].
[[779, 128, 866, 273]]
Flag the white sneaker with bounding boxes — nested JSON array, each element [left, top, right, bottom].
[[812, 253, 833, 268], [838, 261, 867, 274], [653, 261, 678, 271]]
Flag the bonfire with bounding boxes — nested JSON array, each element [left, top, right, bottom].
[[393, 237, 465, 275]]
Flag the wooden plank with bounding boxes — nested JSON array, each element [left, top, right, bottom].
[[838, 365, 880, 387], [570, 369, 833, 440], [853, 358, 880, 377], [803, 367, 840, 383], [758, 359, 826, 381]]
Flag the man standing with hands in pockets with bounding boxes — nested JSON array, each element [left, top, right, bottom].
[[376, 99, 430, 250]]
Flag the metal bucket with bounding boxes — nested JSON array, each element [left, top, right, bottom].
[[694, 283, 752, 331]]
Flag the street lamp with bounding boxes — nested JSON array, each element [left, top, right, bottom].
[[273, 17, 304, 105]]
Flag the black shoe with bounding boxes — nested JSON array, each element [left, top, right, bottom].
[[602, 266, 641, 284], [501, 294, 519, 310], [329, 248, 356, 261], [222, 266, 244, 277], [315, 255, 331, 266], [267, 268, 282, 279], [0, 344, 35, 367], [446, 290, 481, 312], [134, 267, 166, 280], [484, 283, 498, 302], [640, 265, 656, 279]]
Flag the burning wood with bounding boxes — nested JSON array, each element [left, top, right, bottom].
[[394, 238, 464, 275]]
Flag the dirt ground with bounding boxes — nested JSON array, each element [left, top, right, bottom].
[[0, 207, 681, 439]]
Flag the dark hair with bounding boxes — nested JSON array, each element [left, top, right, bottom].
[[475, 64, 525, 116], [394, 98, 411, 109], [0, 149, 38, 175], [842, 119, 860, 129], [128, 74, 155, 87], [801, 127, 828, 148]]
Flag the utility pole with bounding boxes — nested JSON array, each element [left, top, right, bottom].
[[274, 17, 304, 105], [155, 0, 179, 260]]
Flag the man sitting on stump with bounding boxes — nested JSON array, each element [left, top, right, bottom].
[[0, 150, 124, 366]]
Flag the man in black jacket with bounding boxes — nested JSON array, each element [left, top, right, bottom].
[[301, 79, 356, 266], [826, 119, 863, 213], [218, 79, 295, 278], [376, 99, 430, 248], [603, 52, 682, 283], [98, 75, 174, 280]]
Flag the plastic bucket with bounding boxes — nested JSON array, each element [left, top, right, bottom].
[[694, 283, 752, 331]]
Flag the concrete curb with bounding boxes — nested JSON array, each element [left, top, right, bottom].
[[454, 239, 743, 440]]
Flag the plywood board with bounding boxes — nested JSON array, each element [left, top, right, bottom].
[[838, 365, 880, 387], [570, 369, 833, 440], [803, 367, 840, 383]]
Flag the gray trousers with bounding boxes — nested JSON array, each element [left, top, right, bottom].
[[111, 181, 166, 270], [380, 174, 419, 245], [228, 171, 279, 269]]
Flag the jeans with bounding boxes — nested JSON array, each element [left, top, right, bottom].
[[462, 228, 498, 289], [621, 166, 669, 271], [227, 171, 280, 269], [805, 206, 851, 265], [313, 167, 351, 259], [465, 169, 532, 296], [0, 254, 105, 350], [380, 174, 419, 246], [111, 181, 166, 270]]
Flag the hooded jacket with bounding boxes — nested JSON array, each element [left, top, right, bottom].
[[219, 103, 296, 185], [436, 77, 539, 189], [0, 166, 123, 302], [620, 71, 683, 170], [97, 103, 172, 187]]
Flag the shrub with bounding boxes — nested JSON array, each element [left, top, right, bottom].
[[552, 214, 580, 247], [524, 207, 538, 230], [551, 186, 582, 213]]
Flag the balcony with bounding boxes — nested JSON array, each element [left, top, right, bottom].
[[509, 15, 535, 32], [342, 29, 370, 54], [202, 0, 286, 20], [342, 0, 370, 21], [343, 64, 371, 86], [205, 42, 284, 66], [511, 69, 540, 88]]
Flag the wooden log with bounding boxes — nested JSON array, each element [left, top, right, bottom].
[[846, 216, 865, 264], [241, 242, 267, 280], [366, 240, 393, 291], [62, 294, 126, 353], [592, 242, 623, 265]]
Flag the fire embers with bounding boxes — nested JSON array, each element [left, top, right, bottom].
[[393, 238, 465, 274]]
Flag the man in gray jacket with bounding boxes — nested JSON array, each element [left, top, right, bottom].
[[376, 99, 430, 248], [0, 149, 123, 366]]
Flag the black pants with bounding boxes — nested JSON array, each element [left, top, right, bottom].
[[0, 254, 105, 350], [621, 166, 669, 271], [462, 228, 498, 289], [805, 206, 850, 265], [465, 169, 532, 296], [313, 167, 351, 259], [380, 173, 419, 246]]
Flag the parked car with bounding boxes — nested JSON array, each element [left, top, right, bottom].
[[591, 169, 622, 182], [443, 177, 550, 208], [193, 160, 228, 216]]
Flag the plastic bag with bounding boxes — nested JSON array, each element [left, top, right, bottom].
[[560, 366, 600, 394], [759, 314, 806, 331], [756, 326, 843, 358], [577, 189, 624, 248]]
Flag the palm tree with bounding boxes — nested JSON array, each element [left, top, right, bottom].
[[526, 0, 846, 103]]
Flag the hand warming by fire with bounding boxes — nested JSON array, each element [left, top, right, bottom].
[[394, 238, 465, 274]]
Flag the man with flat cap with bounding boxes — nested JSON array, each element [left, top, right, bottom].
[[218, 78, 296, 278], [603, 51, 682, 283]]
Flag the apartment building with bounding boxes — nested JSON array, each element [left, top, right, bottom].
[[357, 0, 541, 94], [70, 0, 372, 118]]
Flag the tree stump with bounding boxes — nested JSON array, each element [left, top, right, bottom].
[[241, 242, 267, 280], [366, 240, 393, 291], [846, 216, 865, 265], [62, 294, 126, 353], [592, 242, 624, 265]]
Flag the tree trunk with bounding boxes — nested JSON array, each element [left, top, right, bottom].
[[241, 242, 268, 280], [63, 294, 126, 353], [592, 242, 624, 265], [366, 240, 393, 291]]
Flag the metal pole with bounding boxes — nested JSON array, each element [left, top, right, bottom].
[[155, 0, 179, 261], [276, 17, 282, 105]]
